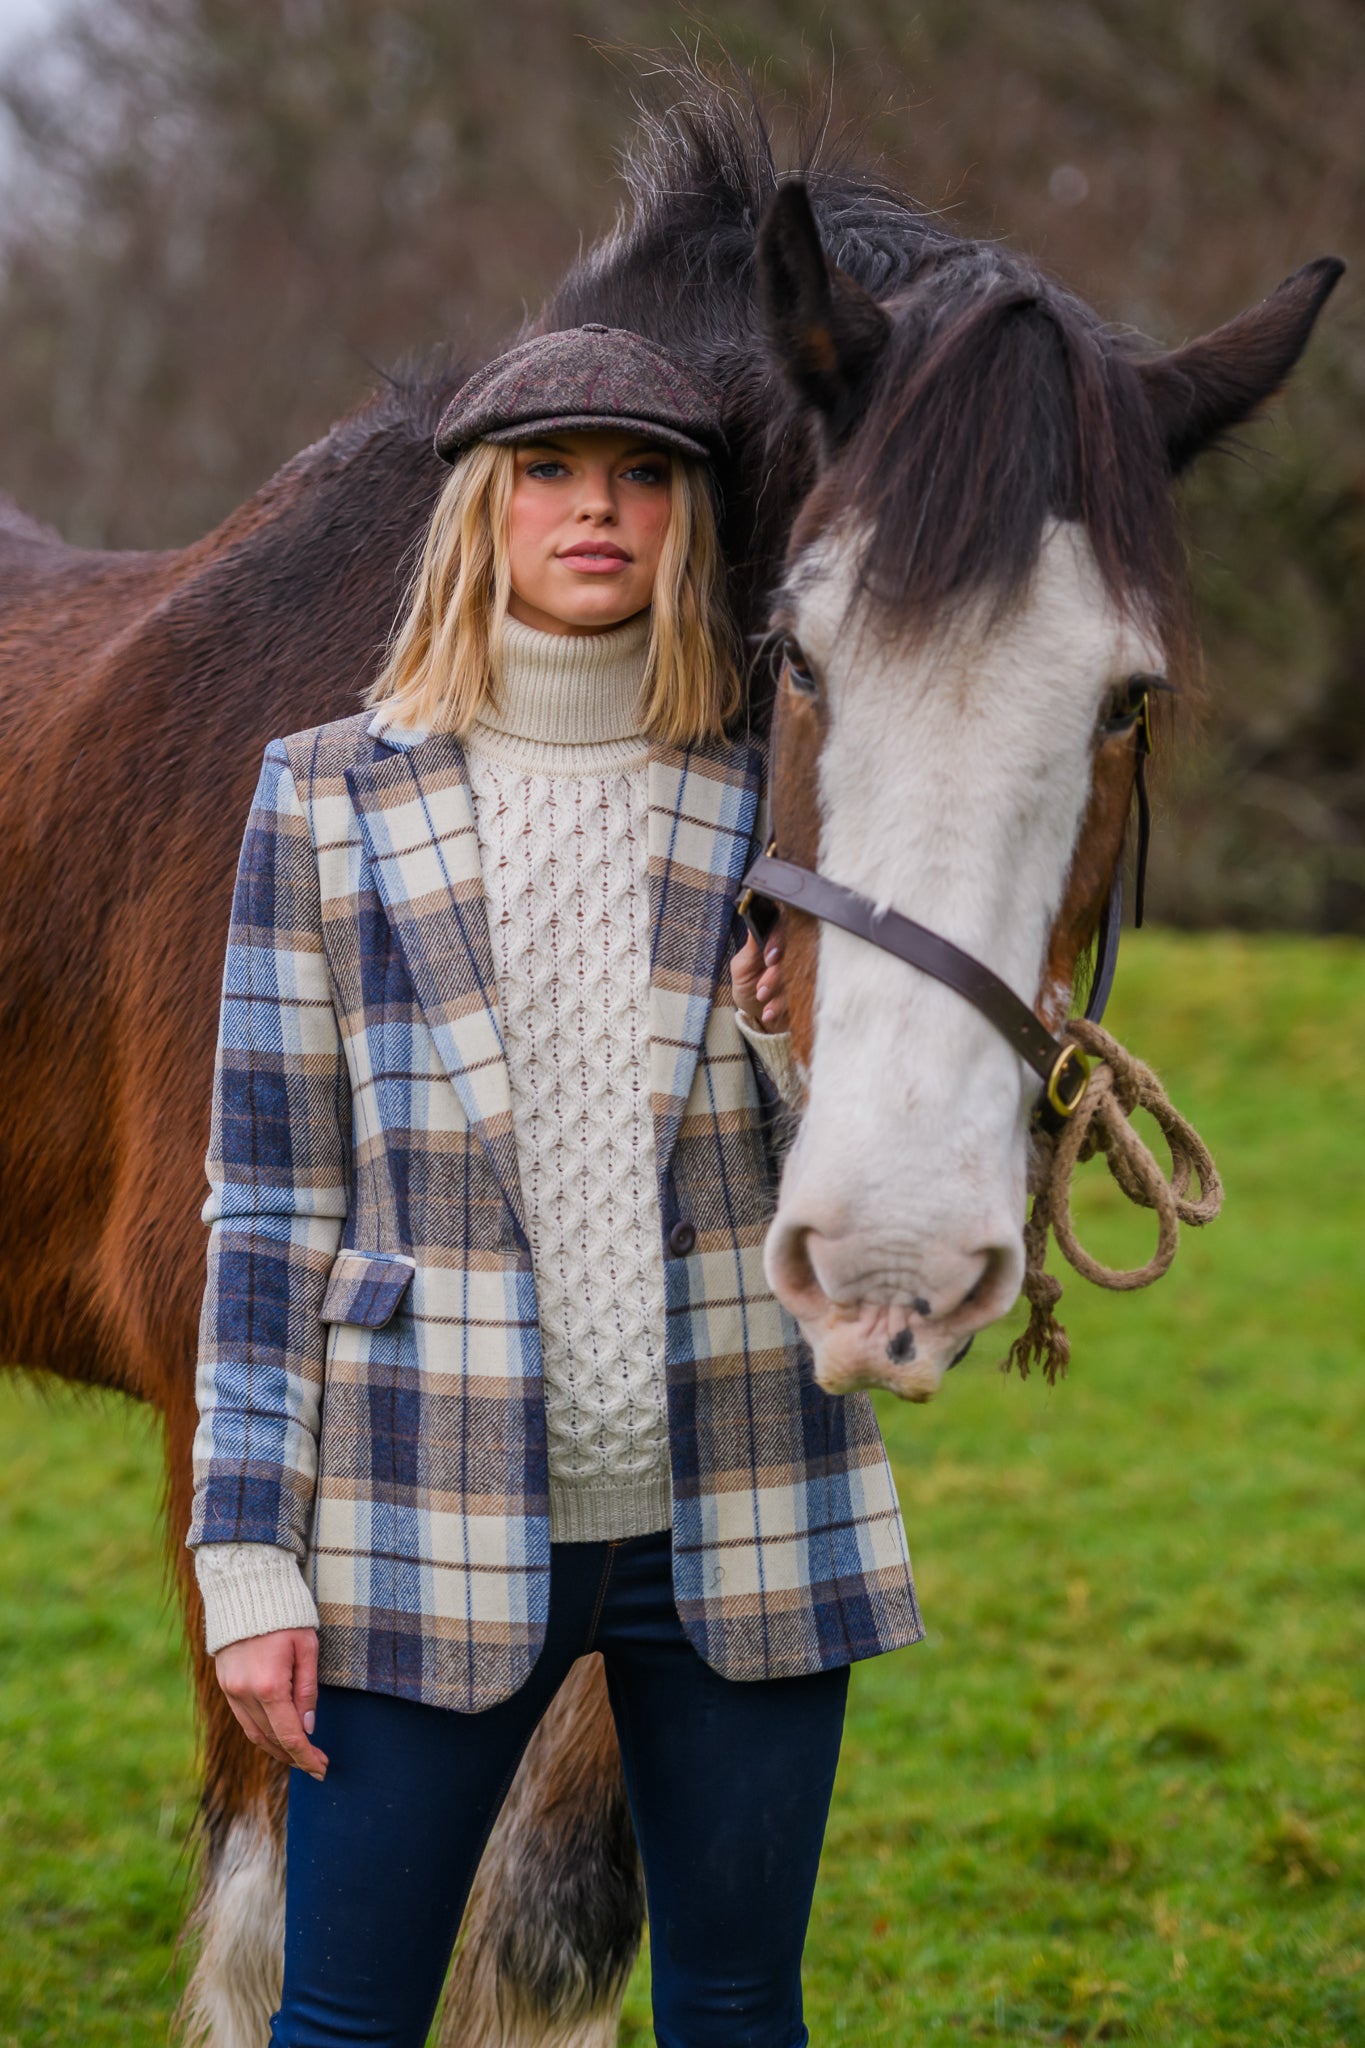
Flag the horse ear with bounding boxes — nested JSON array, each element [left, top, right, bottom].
[[1139, 257, 1344, 474], [756, 179, 891, 448]]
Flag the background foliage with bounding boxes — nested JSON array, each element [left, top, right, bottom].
[[3, 931, 1362, 2044], [0, 0, 1360, 928]]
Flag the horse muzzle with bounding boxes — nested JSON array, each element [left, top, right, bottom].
[[764, 1217, 1024, 1400]]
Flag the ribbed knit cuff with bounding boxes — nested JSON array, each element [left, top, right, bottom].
[[735, 1011, 802, 1106], [549, 1473, 673, 1542], [192, 1540, 320, 1654]]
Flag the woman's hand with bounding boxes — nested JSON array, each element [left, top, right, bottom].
[[214, 1628, 330, 1779], [731, 929, 788, 1032]]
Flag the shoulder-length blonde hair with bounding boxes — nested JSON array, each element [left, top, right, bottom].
[[364, 439, 744, 746]]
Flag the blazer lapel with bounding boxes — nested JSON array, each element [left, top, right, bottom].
[[345, 710, 528, 1241], [647, 732, 764, 1192]]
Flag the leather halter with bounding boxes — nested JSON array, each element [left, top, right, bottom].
[[737, 685, 1153, 1130]]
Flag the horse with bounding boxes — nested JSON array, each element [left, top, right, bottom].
[[0, 55, 1339, 2048]]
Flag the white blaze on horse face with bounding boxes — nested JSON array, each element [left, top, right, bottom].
[[766, 519, 1162, 1400]]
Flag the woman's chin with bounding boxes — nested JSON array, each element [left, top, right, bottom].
[[509, 590, 647, 635]]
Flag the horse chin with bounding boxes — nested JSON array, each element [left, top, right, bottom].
[[799, 1300, 968, 1402]]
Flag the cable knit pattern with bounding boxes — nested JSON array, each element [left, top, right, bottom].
[[464, 611, 668, 1540], [192, 606, 801, 1642]]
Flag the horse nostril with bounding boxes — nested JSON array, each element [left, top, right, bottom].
[[766, 1219, 826, 1311], [953, 1246, 1015, 1322], [886, 1328, 917, 1364]]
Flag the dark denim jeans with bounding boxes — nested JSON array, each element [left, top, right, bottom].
[[270, 1529, 849, 2048]]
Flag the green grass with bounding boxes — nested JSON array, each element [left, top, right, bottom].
[[3, 931, 1363, 2045], [0, 1389, 199, 2044]]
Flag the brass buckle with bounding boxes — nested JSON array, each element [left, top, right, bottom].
[[1045, 1042, 1091, 1120], [1136, 689, 1154, 758], [737, 838, 780, 947]]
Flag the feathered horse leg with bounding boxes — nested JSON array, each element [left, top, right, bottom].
[[437, 1654, 643, 2048], [173, 1655, 641, 2048]]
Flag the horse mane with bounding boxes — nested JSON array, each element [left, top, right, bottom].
[[542, 53, 1188, 668], [328, 50, 1189, 675], [835, 276, 1190, 661], [336, 52, 962, 514]]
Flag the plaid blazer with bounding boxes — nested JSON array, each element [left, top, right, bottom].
[[186, 703, 923, 1710]]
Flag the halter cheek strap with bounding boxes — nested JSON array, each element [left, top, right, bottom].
[[736, 696, 1152, 1131]]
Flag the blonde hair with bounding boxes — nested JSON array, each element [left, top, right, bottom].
[[365, 439, 744, 745]]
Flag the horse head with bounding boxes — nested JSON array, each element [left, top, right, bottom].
[[751, 179, 1341, 1401]]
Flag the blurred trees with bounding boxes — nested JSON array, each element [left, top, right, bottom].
[[1, 0, 1360, 927]]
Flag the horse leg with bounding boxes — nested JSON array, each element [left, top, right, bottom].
[[166, 1380, 288, 2048], [170, 1647, 641, 2048], [170, 1641, 288, 2047], [436, 1653, 644, 2048]]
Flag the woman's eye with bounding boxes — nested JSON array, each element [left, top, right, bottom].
[[525, 460, 567, 479], [623, 464, 667, 484]]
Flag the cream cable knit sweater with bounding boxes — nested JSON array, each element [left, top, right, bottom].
[[193, 609, 798, 1653]]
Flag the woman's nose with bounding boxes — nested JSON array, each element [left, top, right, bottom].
[[574, 473, 617, 516]]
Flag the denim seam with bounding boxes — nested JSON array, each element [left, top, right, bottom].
[[584, 1545, 618, 1652]]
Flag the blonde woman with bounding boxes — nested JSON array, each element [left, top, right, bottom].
[[186, 324, 921, 2047]]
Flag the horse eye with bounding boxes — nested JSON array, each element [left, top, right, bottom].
[[1100, 671, 1164, 738], [783, 638, 822, 699]]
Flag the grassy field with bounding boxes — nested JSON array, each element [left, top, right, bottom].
[[2, 931, 1362, 2046]]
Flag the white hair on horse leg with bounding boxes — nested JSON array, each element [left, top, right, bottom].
[[173, 1807, 284, 2048]]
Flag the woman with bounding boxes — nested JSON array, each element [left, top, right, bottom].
[[186, 322, 922, 2048]]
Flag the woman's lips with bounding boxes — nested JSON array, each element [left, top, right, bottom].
[[557, 548, 631, 573]]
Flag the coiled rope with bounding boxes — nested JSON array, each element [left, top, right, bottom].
[[1003, 1018, 1224, 1383]]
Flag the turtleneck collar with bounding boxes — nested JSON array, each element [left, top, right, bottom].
[[470, 614, 654, 774]]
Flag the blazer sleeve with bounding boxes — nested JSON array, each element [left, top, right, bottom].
[[735, 1008, 802, 1106], [184, 739, 352, 1565]]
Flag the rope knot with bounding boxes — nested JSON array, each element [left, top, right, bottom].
[[1003, 1019, 1223, 1384]]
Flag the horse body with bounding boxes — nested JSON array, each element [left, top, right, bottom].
[[0, 54, 1339, 2047]]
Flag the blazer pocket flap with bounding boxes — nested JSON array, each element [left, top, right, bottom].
[[319, 1250, 416, 1328]]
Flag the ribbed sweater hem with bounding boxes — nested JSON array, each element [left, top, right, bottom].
[[193, 1540, 320, 1654], [549, 1472, 673, 1542]]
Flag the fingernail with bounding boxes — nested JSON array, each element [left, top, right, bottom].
[[303, 1710, 315, 1734], [765, 945, 779, 963]]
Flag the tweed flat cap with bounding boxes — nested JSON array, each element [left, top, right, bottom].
[[433, 323, 726, 464]]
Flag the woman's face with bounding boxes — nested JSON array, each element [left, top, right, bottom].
[[503, 427, 673, 635]]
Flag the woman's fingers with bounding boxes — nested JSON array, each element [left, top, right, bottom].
[[755, 936, 787, 1029], [258, 1671, 329, 1779], [224, 1691, 284, 1761], [730, 929, 762, 1003], [216, 1630, 330, 1778], [294, 1628, 320, 1739], [732, 930, 787, 1030]]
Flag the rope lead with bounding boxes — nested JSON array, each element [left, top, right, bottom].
[[1002, 1018, 1224, 1384]]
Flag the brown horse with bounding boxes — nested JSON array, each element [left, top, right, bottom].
[[0, 62, 1339, 2048]]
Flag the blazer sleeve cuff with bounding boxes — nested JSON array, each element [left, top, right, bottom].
[[193, 1540, 320, 1654], [735, 1009, 802, 1106]]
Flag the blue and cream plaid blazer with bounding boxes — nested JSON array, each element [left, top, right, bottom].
[[186, 702, 923, 1710]]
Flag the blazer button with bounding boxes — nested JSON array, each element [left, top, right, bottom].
[[667, 1220, 696, 1256]]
